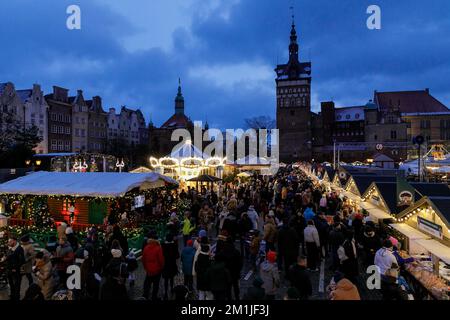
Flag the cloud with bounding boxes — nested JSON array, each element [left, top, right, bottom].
[[1, 0, 449, 131]]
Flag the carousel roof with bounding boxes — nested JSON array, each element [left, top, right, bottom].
[[0, 171, 178, 197], [169, 141, 207, 159], [187, 174, 222, 182]]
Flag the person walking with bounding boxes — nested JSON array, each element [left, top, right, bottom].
[[193, 242, 213, 300], [5, 234, 25, 300], [287, 256, 312, 300], [263, 216, 277, 252], [55, 238, 75, 286], [20, 234, 35, 286], [181, 239, 196, 291], [206, 253, 231, 301], [303, 220, 320, 271], [33, 250, 56, 300], [161, 234, 180, 300], [374, 240, 397, 276], [142, 232, 165, 300], [277, 219, 300, 274], [182, 212, 196, 245], [328, 272, 361, 300], [221, 239, 243, 300], [259, 251, 280, 300], [337, 230, 359, 284]]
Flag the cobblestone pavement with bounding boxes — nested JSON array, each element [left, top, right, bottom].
[[1, 243, 381, 301]]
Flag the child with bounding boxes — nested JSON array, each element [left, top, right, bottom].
[[249, 230, 262, 271], [126, 251, 138, 287]]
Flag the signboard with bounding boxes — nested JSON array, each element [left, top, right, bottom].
[[417, 216, 443, 239], [134, 195, 145, 208], [371, 195, 381, 206]]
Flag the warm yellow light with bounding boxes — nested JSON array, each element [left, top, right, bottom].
[[35, 160, 42, 166]]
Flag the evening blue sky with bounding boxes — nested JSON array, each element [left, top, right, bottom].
[[1, 0, 449, 129]]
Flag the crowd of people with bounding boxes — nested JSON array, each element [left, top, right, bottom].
[[0, 164, 415, 301]]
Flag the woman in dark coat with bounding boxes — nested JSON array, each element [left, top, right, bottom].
[[161, 234, 180, 300]]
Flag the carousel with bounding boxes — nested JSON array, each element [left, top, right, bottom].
[[149, 140, 226, 185]]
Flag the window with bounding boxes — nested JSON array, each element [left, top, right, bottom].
[[58, 114, 63, 122], [51, 113, 57, 121], [420, 120, 431, 129], [65, 127, 70, 135], [65, 140, 71, 151], [81, 129, 85, 137], [51, 125, 57, 134], [58, 140, 64, 151], [355, 113, 360, 119], [81, 118, 85, 124], [391, 130, 397, 139], [75, 128, 80, 137], [374, 134, 378, 141], [51, 140, 57, 150], [346, 114, 351, 120]]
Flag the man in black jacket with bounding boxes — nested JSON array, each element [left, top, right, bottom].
[[5, 235, 25, 300], [287, 256, 312, 300]]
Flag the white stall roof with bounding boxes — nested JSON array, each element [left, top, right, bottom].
[[415, 239, 450, 265], [389, 224, 431, 240], [0, 171, 178, 197], [360, 201, 392, 220]]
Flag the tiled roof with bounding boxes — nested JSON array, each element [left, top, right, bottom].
[[375, 90, 449, 113], [161, 113, 192, 129]]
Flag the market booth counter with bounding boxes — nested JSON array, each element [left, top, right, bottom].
[[388, 196, 450, 300]]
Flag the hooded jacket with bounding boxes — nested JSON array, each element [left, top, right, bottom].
[[181, 246, 196, 276], [331, 279, 361, 300], [259, 261, 280, 295], [142, 239, 165, 276], [374, 247, 397, 275], [193, 247, 212, 291]]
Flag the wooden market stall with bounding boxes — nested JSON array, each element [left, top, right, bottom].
[[0, 171, 178, 229]]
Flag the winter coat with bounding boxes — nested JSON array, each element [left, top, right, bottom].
[[287, 264, 312, 299], [221, 243, 243, 281], [181, 246, 196, 276], [35, 257, 56, 299], [259, 261, 280, 295], [246, 209, 259, 230], [142, 239, 165, 276], [374, 248, 397, 275], [331, 279, 361, 300], [304, 225, 320, 246], [243, 286, 265, 300], [193, 249, 212, 291], [99, 276, 129, 300], [55, 244, 74, 272], [263, 220, 277, 244], [328, 226, 345, 250], [249, 236, 262, 256], [206, 261, 231, 293], [6, 244, 25, 274], [21, 242, 35, 274], [381, 276, 409, 301], [162, 241, 180, 279], [277, 225, 299, 258], [182, 218, 196, 236]]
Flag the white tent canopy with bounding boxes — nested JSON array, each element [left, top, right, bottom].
[[0, 171, 178, 197]]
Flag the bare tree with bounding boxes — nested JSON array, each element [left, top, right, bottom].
[[244, 115, 275, 129]]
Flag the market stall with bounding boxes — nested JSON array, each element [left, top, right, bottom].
[[0, 171, 178, 227], [387, 195, 450, 299]]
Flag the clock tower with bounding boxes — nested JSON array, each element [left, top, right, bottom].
[[275, 18, 312, 162]]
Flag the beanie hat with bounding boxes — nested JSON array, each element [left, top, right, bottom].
[[186, 240, 193, 247], [198, 229, 207, 238], [266, 251, 277, 263], [20, 234, 31, 243], [111, 249, 122, 258]]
